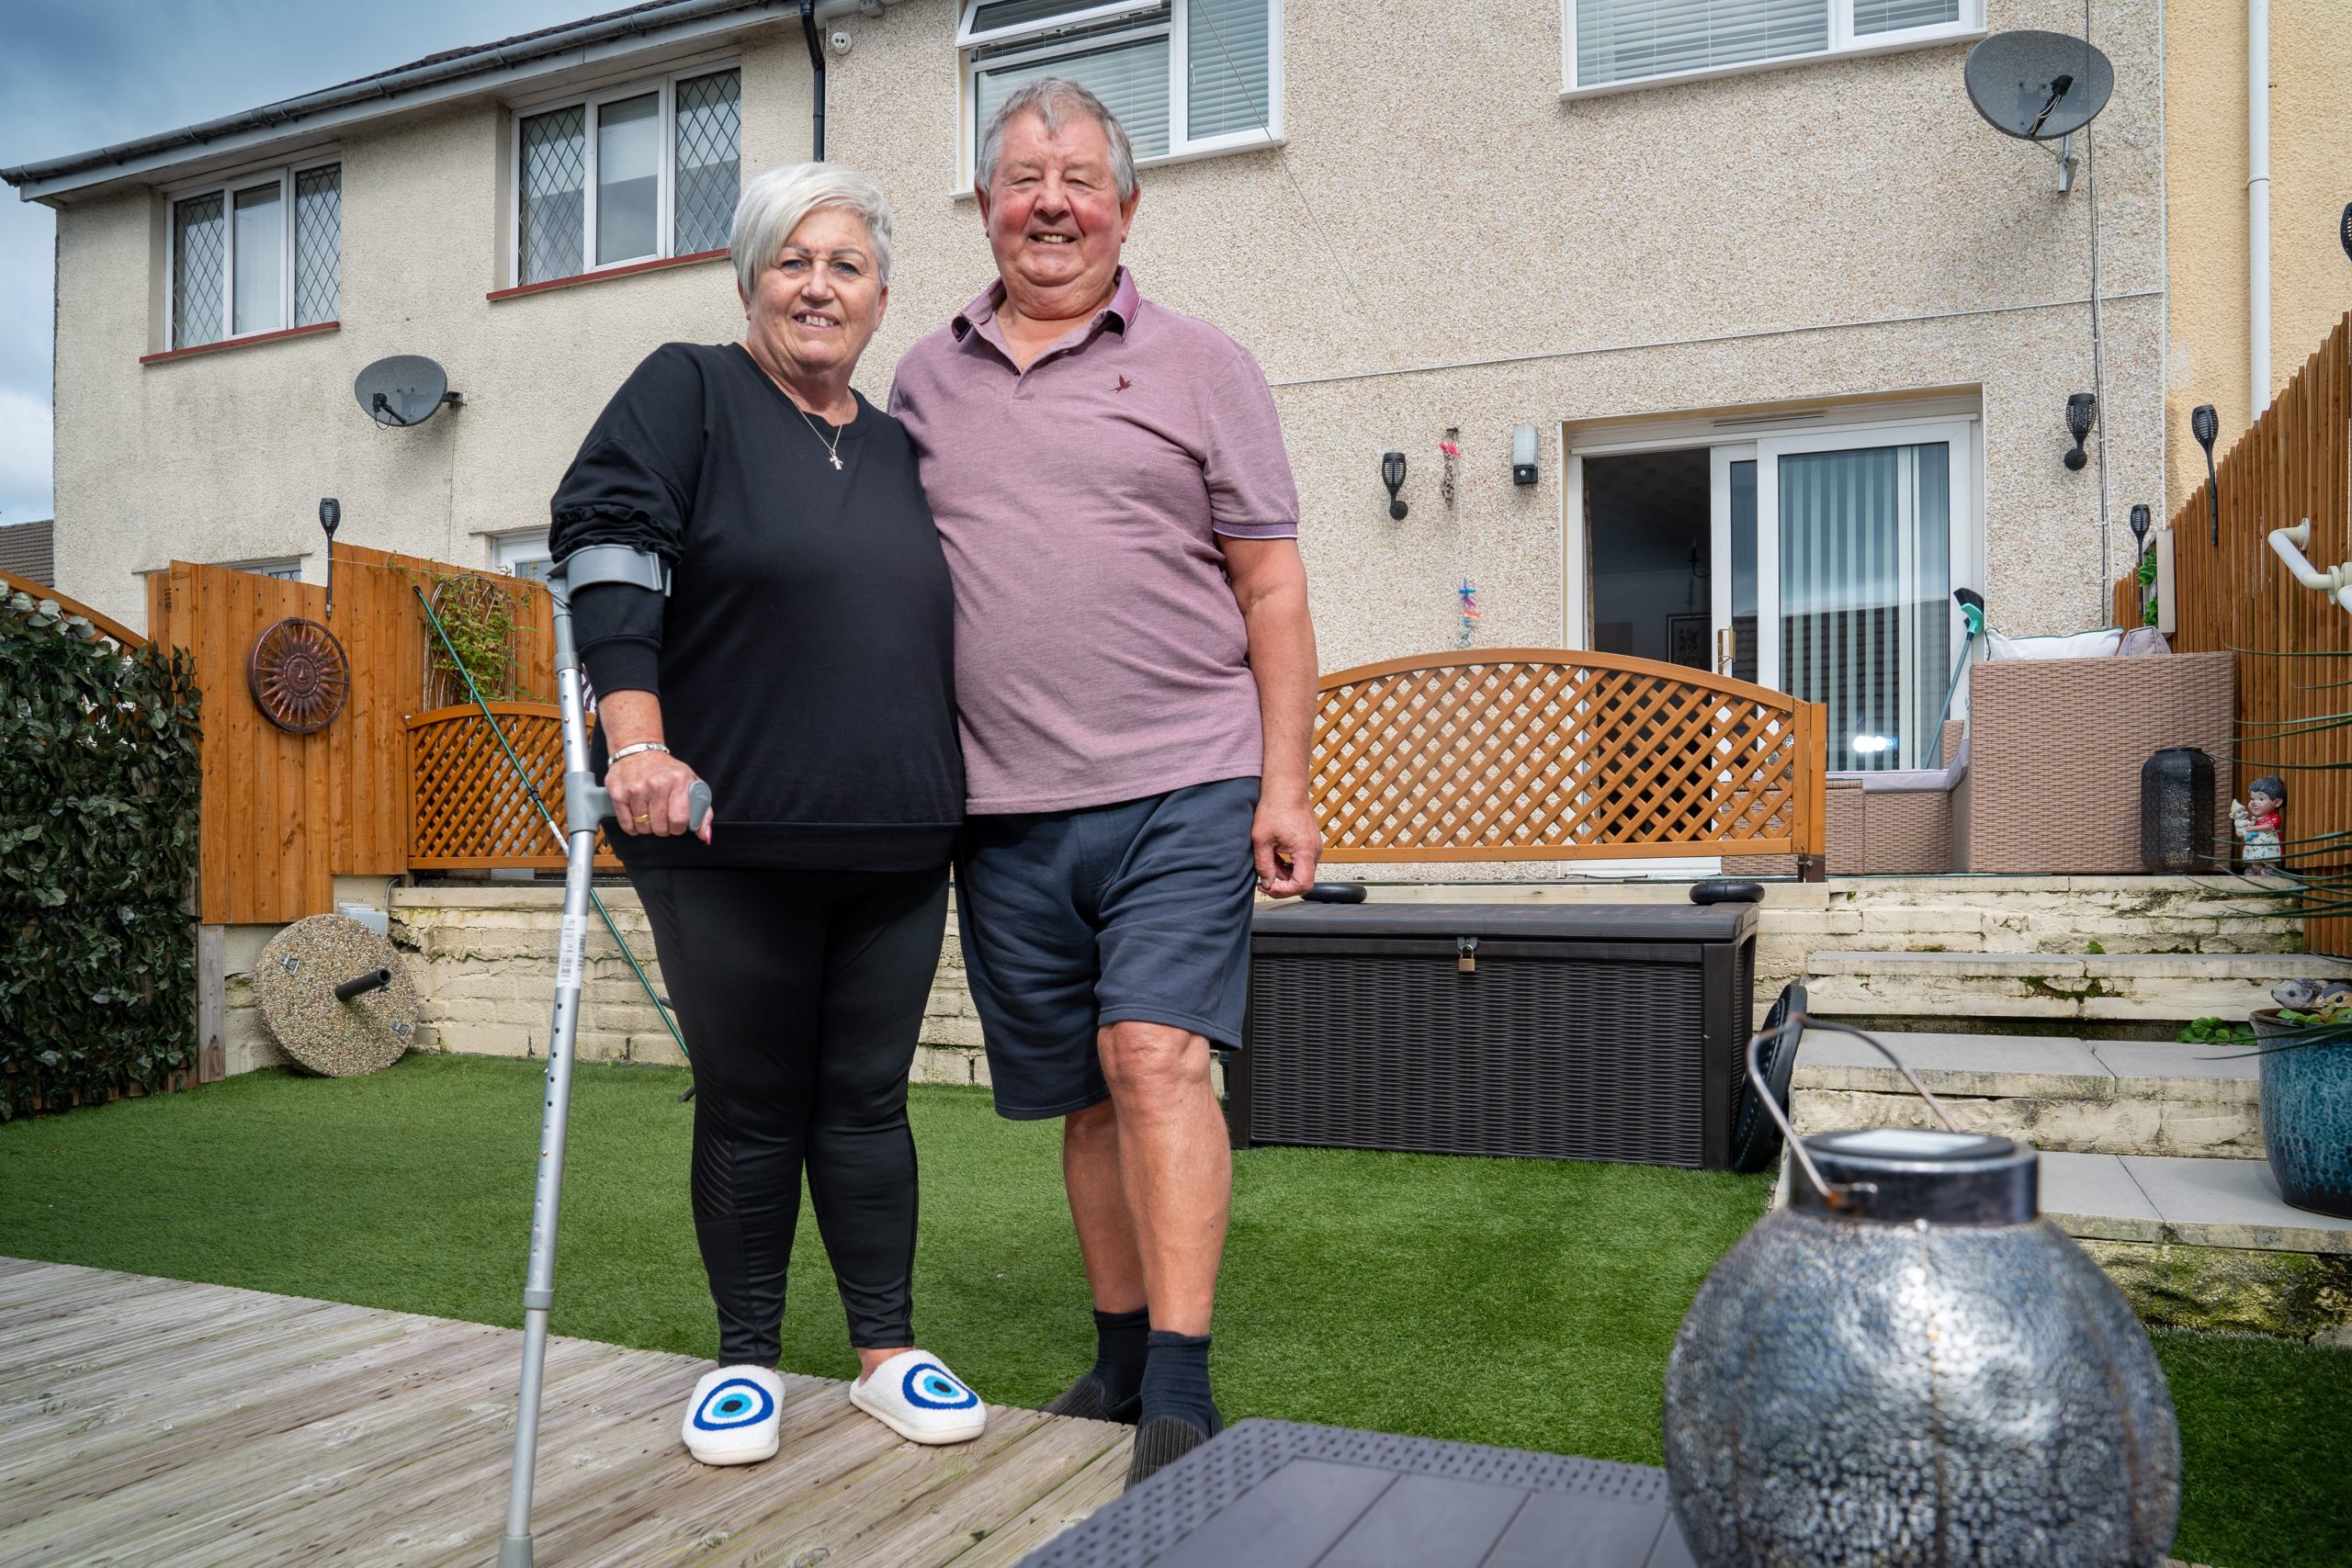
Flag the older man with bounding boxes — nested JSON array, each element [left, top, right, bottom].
[[888, 79, 1318, 1484]]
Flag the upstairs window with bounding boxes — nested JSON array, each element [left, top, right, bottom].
[[514, 65, 741, 287], [959, 1, 1279, 186], [169, 161, 340, 350], [1566, 0, 1975, 94]]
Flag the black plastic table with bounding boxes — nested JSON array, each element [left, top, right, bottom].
[[1019, 1419, 1697, 1567]]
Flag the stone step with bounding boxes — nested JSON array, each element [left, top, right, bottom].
[[2040, 1150, 2352, 1256], [1792, 1030, 2260, 1159], [1804, 948, 2344, 1032]]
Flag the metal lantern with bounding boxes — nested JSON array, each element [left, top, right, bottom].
[[2141, 746, 2216, 873], [1664, 1021, 2180, 1567]]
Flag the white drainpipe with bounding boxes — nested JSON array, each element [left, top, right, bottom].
[[2249, 0, 2271, 405]]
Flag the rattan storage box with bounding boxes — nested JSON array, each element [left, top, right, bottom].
[[1229, 903, 1758, 1168]]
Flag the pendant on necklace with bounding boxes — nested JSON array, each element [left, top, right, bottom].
[[829, 454, 843, 470]]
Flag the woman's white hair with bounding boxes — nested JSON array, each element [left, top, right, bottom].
[[729, 162, 895, 295], [976, 78, 1137, 202]]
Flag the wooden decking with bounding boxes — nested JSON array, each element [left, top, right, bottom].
[[0, 1258, 1131, 1566]]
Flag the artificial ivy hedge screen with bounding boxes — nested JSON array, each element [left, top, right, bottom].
[[1, 588, 201, 1119]]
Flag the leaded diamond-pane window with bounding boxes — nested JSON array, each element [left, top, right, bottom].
[[293, 166, 341, 326], [513, 65, 744, 287], [673, 70, 741, 256], [172, 194, 225, 349], [520, 105, 587, 285], [167, 159, 338, 351]]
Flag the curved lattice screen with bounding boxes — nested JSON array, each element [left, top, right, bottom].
[[1313, 649, 1826, 862]]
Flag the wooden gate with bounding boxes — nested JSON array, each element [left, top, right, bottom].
[[1312, 649, 1827, 869]]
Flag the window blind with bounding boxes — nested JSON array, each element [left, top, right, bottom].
[[1852, 0, 1958, 32], [1778, 443, 1950, 772], [1188, 0, 1272, 139], [978, 34, 1172, 159], [1576, 0, 1828, 87]]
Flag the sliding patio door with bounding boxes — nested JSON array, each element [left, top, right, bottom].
[[1755, 421, 1973, 772]]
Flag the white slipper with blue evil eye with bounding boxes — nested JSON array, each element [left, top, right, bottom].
[[681, 1364, 784, 1466], [849, 1349, 987, 1446]]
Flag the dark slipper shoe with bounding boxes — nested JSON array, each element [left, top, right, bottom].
[[1044, 1371, 1140, 1425], [1125, 1415, 1215, 1489]]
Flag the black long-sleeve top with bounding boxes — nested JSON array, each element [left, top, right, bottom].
[[548, 342, 962, 871]]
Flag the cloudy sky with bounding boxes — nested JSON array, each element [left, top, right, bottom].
[[0, 0, 598, 530]]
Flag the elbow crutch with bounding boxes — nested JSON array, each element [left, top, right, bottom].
[[499, 548, 707, 1568]]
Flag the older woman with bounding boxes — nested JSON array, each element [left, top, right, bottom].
[[548, 164, 981, 1465]]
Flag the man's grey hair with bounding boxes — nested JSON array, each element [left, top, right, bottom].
[[730, 162, 895, 295], [976, 78, 1138, 202]]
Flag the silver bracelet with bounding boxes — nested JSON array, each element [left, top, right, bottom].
[[607, 741, 672, 765]]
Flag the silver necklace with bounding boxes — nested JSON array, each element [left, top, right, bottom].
[[796, 404, 845, 471]]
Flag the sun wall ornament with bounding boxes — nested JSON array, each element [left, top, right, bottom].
[[246, 616, 350, 733]]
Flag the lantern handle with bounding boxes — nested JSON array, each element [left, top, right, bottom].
[[1747, 1013, 1965, 1208]]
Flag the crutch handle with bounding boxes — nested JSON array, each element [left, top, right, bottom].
[[577, 780, 713, 835]]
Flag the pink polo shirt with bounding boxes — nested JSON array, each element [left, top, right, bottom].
[[888, 270, 1300, 815]]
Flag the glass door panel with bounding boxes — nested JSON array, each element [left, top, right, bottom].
[[1759, 431, 1959, 771], [1708, 448, 1758, 682]]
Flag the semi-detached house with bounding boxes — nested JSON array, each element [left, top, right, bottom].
[[6, 0, 2224, 778]]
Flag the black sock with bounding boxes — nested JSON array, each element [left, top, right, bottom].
[[1139, 1329, 1220, 1436], [1090, 1305, 1151, 1409]]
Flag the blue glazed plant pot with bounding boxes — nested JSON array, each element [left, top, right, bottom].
[[2253, 1009, 2352, 1220]]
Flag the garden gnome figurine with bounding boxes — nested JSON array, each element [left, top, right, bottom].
[[2231, 775, 2287, 874]]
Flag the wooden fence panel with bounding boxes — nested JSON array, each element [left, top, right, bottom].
[[145, 544, 560, 924], [2132, 313, 2352, 957]]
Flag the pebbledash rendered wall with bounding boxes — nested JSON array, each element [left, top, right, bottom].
[[51, 0, 2161, 657]]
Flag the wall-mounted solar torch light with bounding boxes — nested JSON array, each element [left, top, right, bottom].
[[2190, 404, 2221, 544], [2064, 392, 2097, 471], [1381, 452, 1408, 520]]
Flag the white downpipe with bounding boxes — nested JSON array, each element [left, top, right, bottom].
[[2266, 521, 2352, 618], [2249, 0, 2271, 404]]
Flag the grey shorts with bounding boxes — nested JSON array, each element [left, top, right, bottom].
[[954, 776, 1261, 1120]]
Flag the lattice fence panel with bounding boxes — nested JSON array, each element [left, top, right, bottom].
[[1314, 651, 1823, 862], [409, 705, 617, 870]]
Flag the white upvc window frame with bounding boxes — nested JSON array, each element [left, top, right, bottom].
[[507, 57, 741, 288], [957, 0, 1283, 190], [1561, 0, 1984, 98], [491, 529, 555, 582], [164, 152, 341, 351], [222, 558, 305, 581]]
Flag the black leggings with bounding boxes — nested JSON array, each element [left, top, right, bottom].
[[631, 863, 949, 1363]]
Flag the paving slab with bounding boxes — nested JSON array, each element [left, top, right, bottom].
[[1795, 1031, 2108, 1099], [2121, 1155, 2352, 1255], [2092, 1041, 2260, 1084], [2038, 1151, 2165, 1242]]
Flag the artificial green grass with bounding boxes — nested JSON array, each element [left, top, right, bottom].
[[3, 1053, 2346, 1567]]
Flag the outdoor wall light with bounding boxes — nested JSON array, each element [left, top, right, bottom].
[[2063, 392, 2097, 470], [1511, 424, 1540, 486], [2340, 200, 2351, 265], [319, 498, 342, 619], [2190, 403, 2221, 543], [1382, 451, 1408, 520]]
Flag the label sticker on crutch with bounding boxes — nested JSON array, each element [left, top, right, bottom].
[[555, 913, 588, 989]]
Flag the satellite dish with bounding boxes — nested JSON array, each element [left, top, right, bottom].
[[1965, 30, 2113, 142], [354, 355, 462, 427]]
